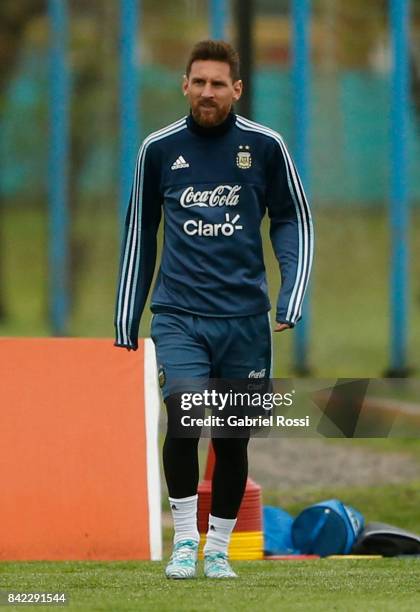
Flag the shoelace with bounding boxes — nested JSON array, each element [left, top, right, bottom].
[[206, 553, 230, 569], [170, 542, 197, 565]]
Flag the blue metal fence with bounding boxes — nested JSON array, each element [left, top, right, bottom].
[[210, 0, 228, 39], [291, 0, 312, 373], [389, 0, 410, 374], [119, 0, 140, 234], [48, 0, 70, 336], [26, 0, 413, 370]]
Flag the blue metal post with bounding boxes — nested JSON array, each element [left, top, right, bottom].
[[210, 0, 227, 39], [388, 0, 410, 374], [291, 0, 311, 374], [48, 0, 70, 336], [120, 0, 140, 233]]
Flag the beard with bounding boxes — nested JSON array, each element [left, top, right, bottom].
[[192, 101, 230, 127]]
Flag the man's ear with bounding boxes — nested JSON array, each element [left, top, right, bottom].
[[232, 79, 243, 102], [182, 74, 189, 96]]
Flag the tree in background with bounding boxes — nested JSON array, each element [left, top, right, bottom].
[[0, 0, 121, 325], [0, 0, 44, 320], [411, 5, 420, 123], [66, 0, 119, 316]]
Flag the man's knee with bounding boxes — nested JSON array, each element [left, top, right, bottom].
[[165, 392, 204, 438], [212, 437, 249, 460]]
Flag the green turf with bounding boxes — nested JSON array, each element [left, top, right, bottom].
[[0, 207, 49, 337], [2, 206, 420, 611], [0, 559, 419, 611], [324, 437, 420, 461], [263, 481, 420, 534], [2, 484, 420, 611]]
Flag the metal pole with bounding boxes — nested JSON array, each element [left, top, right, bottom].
[[291, 0, 311, 375], [388, 0, 410, 375], [235, 0, 254, 118], [210, 0, 227, 40], [48, 0, 70, 336], [120, 0, 140, 234]]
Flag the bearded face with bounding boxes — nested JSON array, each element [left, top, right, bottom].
[[183, 60, 242, 128]]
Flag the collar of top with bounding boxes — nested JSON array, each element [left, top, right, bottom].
[[187, 110, 236, 137]]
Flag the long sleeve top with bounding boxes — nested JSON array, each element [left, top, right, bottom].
[[115, 112, 313, 349]]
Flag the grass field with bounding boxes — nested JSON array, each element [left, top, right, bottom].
[[263, 482, 420, 534], [2, 483, 420, 612], [1, 205, 420, 610], [1, 559, 420, 611]]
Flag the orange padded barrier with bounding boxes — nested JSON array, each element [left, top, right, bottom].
[[0, 338, 161, 561]]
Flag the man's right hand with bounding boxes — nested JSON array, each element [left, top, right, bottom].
[[274, 323, 291, 333]]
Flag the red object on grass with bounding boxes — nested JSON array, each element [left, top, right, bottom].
[[198, 441, 262, 533], [264, 554, 320, 560]]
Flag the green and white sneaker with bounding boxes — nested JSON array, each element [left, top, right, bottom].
[[204, 552, 238, 579], [165, 539, 198, 579]]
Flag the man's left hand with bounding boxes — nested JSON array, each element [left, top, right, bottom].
[[274, 323, 291, 333]]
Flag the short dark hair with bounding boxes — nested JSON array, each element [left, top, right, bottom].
[[186, 40, 240, 82]]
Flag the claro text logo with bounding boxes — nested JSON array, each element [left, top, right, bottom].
[[183, 213, 243, 237]]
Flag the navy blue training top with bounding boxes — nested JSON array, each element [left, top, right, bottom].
[[115, 112, 313, 349]]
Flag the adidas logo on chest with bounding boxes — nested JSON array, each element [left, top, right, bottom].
[[171, 155, 190, 170]]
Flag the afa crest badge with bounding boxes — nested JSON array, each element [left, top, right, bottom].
[[236, 145, 252, 169], [158, 366, 166, 388]]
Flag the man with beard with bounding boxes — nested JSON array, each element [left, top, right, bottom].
[[114, 40, 313, 579]]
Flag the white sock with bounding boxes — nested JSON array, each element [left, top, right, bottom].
[[168, 494, 200, 545], [203, 514, 237, 556]]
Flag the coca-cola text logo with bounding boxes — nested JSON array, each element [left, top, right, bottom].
[[180, 185, 241, 208]]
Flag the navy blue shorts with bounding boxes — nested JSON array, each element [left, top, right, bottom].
[[150, 311, 272, 399]]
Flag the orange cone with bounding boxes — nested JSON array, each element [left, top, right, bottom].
[[197, 442, 264, 560]]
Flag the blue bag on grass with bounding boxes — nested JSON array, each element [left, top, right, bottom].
[[292, 499, 364, 557], [263, 506, 297, 555]]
